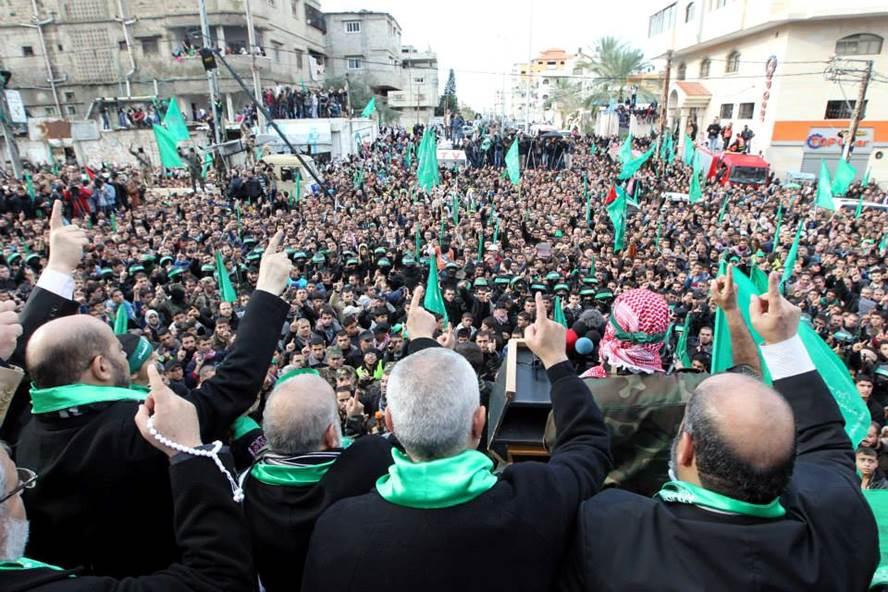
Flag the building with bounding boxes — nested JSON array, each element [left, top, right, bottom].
[[324, 11, 402, 95], [388, 45, 438, 127], [509, 49, 579, 126], [646, 0, 888, 177], [0, 0, 327, 126]]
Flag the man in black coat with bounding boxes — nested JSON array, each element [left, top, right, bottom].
[[241, 369, 393, 592], [302, 289, 612, 592], [561, 273, 879, 591], [16, 231, 293, 578], [0, 365, 255, 592]]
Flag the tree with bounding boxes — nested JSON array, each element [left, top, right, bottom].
[[575, 37, 655, 106], [324, 75, 400, 123], [545, 79, 584, 128], [436, 68, 458, 116]]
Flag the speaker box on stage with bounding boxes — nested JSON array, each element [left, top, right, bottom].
[[487, 339, 553, 463]]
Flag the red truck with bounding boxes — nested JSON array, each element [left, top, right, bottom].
[[696, 147, 770, 187]]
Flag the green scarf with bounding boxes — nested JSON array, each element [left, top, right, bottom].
[[376, 448, 498, 509], [656, 480, 786, 518], [30, 384, 148, 414], [251, 460, 335, 487], [0, 557, 64, 571]]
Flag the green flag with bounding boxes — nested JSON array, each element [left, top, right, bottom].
[[417, 129, 440, 191], [717, 194, 729, 223], [619, 133, 633, 164], [683, 134, 695, 166], [415, 227, 421, 258], [452, 194, 459, 225], [750, 263, 769, 293], [862, 167, 871, 187], [618, 146, 655, 180], [162, 98, 190, 142], [688, 154, 703, 204], [780, 219, 805, 290], [423, 257, 447, 322], [655, 220, 662, 252], [353, 168, 364, 189], [361, 96, 376, 118], [113, 304, 129, 335], [110, 212, 118, 232], [854, 192, 864, 220], [864, 491, 888, 587], [152, 124, 184, 168], [830, 158, 856, 196], [606, 186, 628, 252], [879, 232, 888, 252], [477, 229, 484, 262], [773, 203, 783, 247], [201, 150, 213, 179], [492, 217, 501, 244], [553, 296, 568, 328], [215, 251, 237, 303], [589, 142, 597, 155], [24, 172, 35, 201], [583, 173, 591, 224], [676, 312, 693, 368], [815, 160, 836, 211], [294, 170, 302, 204], [660, 133, 675, 164], [505, 140, 520, 184]]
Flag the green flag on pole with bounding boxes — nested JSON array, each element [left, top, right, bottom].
[[417, 129, 440, 191], [24, 172, 35, 201], [676, 312, 693, 368], [879, 232, 888, 252], [606, 186, 628, 252], [152, 125, 184, 168], [688, 154, 703, 204], [423, 257, 447, 323], [862, 167, 871, 187], [855, 192, 864, 220], [215, 251, 237, 303], [492, 217, 501, 244], [780, 219, 805, 291], [361, 97, 376, 118], [618, 146, 655, 181], [505, 139, 520, 184], [201, 150, 213, 179], [477, 229, 484, 262], [655, 220, 662, 252], [113, 304, 129, 335], [773, 203, 783, 247], [683, 134, 695, 166], [415, 227, 421, 258], [294, 171, 302, 204], [553, 296, 568, 328], [718, 194, 729, 223], [162, 98, 190, 142], [589, 142, 597, 155], [816, 160, 836, 211], [110, 212, 118, 232], [619, 133, 633, 164], [830, 158, 857, 196]]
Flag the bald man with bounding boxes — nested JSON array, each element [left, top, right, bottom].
[[240, 369, 392, 592], [562, 273, 879, 591], [16, 232, 293, 578]]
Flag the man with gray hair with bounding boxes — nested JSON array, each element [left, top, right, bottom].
[[302, 288, 612, 592], [241, 368, 392, 592]]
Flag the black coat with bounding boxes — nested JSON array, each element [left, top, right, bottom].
[[0, 454, 254, 592], [18, 290, 288, 577], [301, 338, 612, 592], [244, 436, 394, 592], [561, 370, 880, 591]]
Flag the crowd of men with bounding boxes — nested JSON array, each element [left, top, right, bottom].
[[0, 121, 885, 590]]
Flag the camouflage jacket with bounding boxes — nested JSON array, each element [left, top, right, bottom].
[[545, 371, 709, 497]]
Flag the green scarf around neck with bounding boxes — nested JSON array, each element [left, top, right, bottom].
[[251, 460, 336, 487], [656, 479, 786, 519], [0, 557, 64, 571], [30, 384, 148, 414], [376, 448, 498, 509]]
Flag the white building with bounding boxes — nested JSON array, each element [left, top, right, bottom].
[[646, 0, 888, 178], [509, 49, 579, 126], [388, 45, 439, 127]]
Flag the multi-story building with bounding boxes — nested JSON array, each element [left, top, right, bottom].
[[388, 45, 438, 127], [646, 0, 888, 177], [323, 10, 402, 95], [509, 48, 578, 126], [0, 0, 327, 124]]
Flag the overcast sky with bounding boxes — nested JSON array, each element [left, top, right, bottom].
[[323, 0, 659, 111]]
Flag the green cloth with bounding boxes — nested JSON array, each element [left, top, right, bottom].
[[656, 479, 785, 518], [553, 296, 568, 328], [854, 192, 864, 220], [660, 133, 675, 164], [688, 153, 703, 204], [162, 97, 190, 142], [717, 194, 729, 223], [215, 251, 237, 303], [417, 128, 440, 191], [275, 367, 320, 388], [113, 303, 129, 335], [606, 186, 628, 252], [375, 448, 498, 509], [683, 134, 695, 166], [583, 173, 591, 224], [423, 256, 447, 323], [815, 160, 836, 211], [618, 146, 655, 181], [201, 150, 213, 179], [0, 558, 65, 571], [619, 133, 633, 164], [152, 124, 184, 168], [773, 203, 783, 247], [676, 313, 692, 367], [232, 415, 261, 439], [361, 96, 376, 118], [830, 158, 856, 196], [710, 266, 869, 447], [880, 232, 888, 253], [864, 490, 888, 586], [127, 337, 153, 374], [505, 139, 520, 185], [251, 460, 335, 487], [30, 384, 147, 415], [110, 212, 118, 232], [780, 219, 804, 291], [862, 167, 871, 187], [24, 172, 35, 201]]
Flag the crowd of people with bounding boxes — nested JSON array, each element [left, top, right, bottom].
[[0, 121, 886, 590]]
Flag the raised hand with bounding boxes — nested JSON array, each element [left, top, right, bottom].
[[710, 263, 738, 312], [750, 271, 801, 345], [46, 200, 88, 275], [405, 285, 437, 341], [523, 292, 568, 369], [256, 230, 292, 297], [135, 364, 202, 458], [0, 301, 22, 361]]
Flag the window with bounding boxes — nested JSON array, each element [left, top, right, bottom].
[[43, 106, 57, 116], [685, 1, 695, 22], [57, 44, 64, 51], [835, 33, 883, 56], [271, 42, 282, 63], [64, 91, 76, 101], [712, 0, 728, 8], [347, 56, 362, 70], [140, 38, 158, 55], [677, 62, 686, 80], [22, 46, 34, 56], [291, 0, 299, 16], [738, 102, 754, 119], [699, 58, 710, 78], [719, 103, 734, 119], [118, 40, 127, 50], [825, 99, 867, 119], [345, 21, 361, 34], [65, 105, 77, 116], [304, 4, 326, 33], [725, 50, 740, 73], [414, 77, 424, 84], [648, 3, 676, 37], [266, 0, 275, 6], [294, 48, 304, 71]]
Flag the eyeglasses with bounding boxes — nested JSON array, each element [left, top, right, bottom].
[[0, 467, 38, 504]]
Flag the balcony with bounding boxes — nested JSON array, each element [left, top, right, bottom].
[[142, 53, 272, 80]]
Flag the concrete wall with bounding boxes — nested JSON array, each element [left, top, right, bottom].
[[324, 12, 402, 89]]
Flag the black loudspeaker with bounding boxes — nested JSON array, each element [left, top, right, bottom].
[[487, 340, 552, 463]]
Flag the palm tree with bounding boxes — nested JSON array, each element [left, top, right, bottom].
[[575, 37, 654, 106], [544, 79, 584, 127]]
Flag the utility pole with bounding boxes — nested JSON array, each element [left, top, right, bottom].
[[842, 59, 873, 162], [656, 50, 672, 161], [0, 70, 24, 179], [243, 0, 264, 132], [198, 0, 222, 146]]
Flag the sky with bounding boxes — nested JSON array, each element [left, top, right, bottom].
[[323, 0, 658, 112]]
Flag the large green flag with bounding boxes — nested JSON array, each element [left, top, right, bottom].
[[606, 186, 628, 252], [152, 125, 184, 168], [618, 146, 655, 180], [417, 129, 440, 191], [201, 150, 213, 179], [676, 312, 693, 368], [423, 257, 447, 323], [717, 194, 729, 223], [505, 139, 520, 185], [815, 160, 836, 211], [553, 296, 568, 328], [361, 96, 376, 118], [688, 154, 703, 204], [863, 167, 871, 187], [773, 203, 783, 247], [24, 172, 35, 201], [683, 134, 695, 166], [711, 266, 869, 447], [780, 219, 805, 290], [113, 303, 129, 335], [215, 251, 237, 303], [854, 192, 864, 220], [864, 491, 888, 587], [662, 133, 676, 164], [163, 98, 190, 142], [619, 133, 633, 164], [830, 158, 857, 196]]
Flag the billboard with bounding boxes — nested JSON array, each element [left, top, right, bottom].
[[803, 127, 874, 154]]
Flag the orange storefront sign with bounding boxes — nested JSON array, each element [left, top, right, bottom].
[[772, 120, 888, 143]]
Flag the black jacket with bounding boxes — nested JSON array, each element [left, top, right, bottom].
[[561, 370, 880, 591], [301, 338, 612, 592], [244, 436, 394, 592], [1, 454, 255, 592], [18, 290, 288, 577]]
